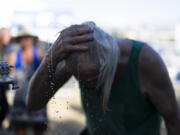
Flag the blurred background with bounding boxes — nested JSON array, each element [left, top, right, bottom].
[[0, 0, 180, 134]]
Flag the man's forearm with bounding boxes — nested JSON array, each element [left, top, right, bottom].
[[27, 56, 57, 110], [27, 53, 72, 110]]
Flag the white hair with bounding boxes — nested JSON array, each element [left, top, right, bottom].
[[83, 22, 119, 110]]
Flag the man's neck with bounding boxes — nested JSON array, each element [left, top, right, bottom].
[[112, 38, 133, 87], [117, 38, 133, 66]]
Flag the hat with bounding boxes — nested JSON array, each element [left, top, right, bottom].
[[14, 26, 38, 42]]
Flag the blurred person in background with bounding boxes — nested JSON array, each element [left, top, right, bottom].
[[7, 26, 48, 135], [27, 22, 180, 135], [0, 27, 12, 128], [0, 27, 12, 61]]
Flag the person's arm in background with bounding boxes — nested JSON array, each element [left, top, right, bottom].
[[7, 52, 16, 65], [139, 45, 180, 135], [27, 25, 93, 110], [7, 52, 16, 74]]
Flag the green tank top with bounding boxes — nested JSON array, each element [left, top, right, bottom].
[[79, 40, 162, 135]]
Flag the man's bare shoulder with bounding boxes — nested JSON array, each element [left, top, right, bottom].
[[139, 44, 163, 68], [138, 43, 170, 89]]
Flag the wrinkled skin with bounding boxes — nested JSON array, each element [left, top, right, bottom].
[[27, 24, 180, 135]]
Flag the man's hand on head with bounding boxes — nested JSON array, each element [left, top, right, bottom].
[[48, 24, 94, 66], [26, 24, 94, 111]]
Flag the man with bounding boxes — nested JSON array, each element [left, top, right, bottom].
[[0, 28, 12, 128], [27, 22, 180, 135], [0, 28, 12, 61]]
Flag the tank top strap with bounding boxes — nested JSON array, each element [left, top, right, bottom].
[[33, 46, 40, 70], [15, 49, 22, 69], [128, 40, 144, 68], [123, 40, 145, 95]]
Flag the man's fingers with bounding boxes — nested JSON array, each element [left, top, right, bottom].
[[61, 25, 93, 37], [63, 45, 88, 53], [62, 33, 93, 45], [70, 26, 93, 36], [70, 33, 93, 45]]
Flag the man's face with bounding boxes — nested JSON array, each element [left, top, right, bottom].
[[66, 51, 100, 85], [0, 29, 11, 46]]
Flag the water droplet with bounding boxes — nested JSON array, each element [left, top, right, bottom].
[[50, 82, 54, 85]]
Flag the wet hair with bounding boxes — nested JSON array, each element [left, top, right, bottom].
[[82, 22, 119, 110]]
